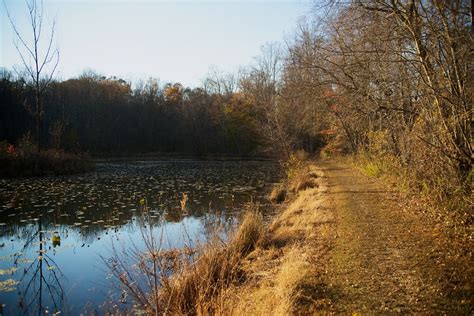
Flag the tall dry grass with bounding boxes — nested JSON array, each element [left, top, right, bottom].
[[269, 149, 318, 204], [105, 206, 264, 315]]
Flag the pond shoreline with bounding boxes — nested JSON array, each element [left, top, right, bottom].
[[0, 159, 279, 315], [206, 160, 472, 314], [91, 153, 276, 163], [0, 150, 94, 178]]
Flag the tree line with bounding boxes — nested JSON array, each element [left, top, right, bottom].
[[0, 70, 265, 156], [0, 58, 325, 157], [238, 0, 472, 193], [2, 0, 471, 193]]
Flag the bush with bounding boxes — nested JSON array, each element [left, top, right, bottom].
[[0, 144, 94, 177], [362, 161, 383, 177], [284, 150, 309, 180]]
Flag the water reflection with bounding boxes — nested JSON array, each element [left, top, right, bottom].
[[14, 218, 65, 315], [0, 160, 279, 314]]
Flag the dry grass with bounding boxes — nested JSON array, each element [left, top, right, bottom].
[[225, 244, 321, 315], [106, 207, 265, 315], [159, 238, 241, 314], [269, 185, 286, 203], [161, 211, 265, 314], [130, 159, 472, 315], [288, 167, 319, 193], [221, 165, 334, 315], [232, 211, 265, 255], [107, 164, 330, 315]]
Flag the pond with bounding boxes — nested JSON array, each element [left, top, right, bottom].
[[0, 159, 280, 315]]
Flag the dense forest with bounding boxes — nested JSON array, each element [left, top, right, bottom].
[[0, 65, 326, 157], [1, 0, 472, 191], [0, 70, 265, 156]]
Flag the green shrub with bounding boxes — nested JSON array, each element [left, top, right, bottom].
[[362, 162, 383, 177]]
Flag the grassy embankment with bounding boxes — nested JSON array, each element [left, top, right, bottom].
[[221, 155, 472, 314], [110, 153, 327, 314], [110, 149, 471, 314], [0, 141, 94, 177], [222, 161, 331, 314]]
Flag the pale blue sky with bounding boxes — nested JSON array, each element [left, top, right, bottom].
[[1, 0, 311, 86]]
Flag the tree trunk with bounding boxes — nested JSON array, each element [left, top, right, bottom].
[[36, 91, 41, 153]]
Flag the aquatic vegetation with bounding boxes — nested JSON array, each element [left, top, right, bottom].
[[0, 278, 19, 292], [0, 159, 279, 314], [0, 267, 17, 275], [180, 193, 188, 212]]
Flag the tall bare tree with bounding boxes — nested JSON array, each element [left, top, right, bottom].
[[4, 0, 59, 152], [240, 43, 295, 158]]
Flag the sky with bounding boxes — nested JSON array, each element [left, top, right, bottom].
[[0, 0, 312, 87]]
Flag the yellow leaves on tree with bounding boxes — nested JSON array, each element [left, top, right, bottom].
[[164, 83, 184, 103]]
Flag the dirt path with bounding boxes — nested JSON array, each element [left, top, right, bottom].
[[319, 161, 472, 314], [224, 160, 471, 314]]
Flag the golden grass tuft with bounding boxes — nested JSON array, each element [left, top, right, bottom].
[[272, 246, 316, 314], [290, 172, 318, 193], [232, 210, 265, 255], [222, 245, 321, 315], [160, 209, 264, 314], [269, 185, 287, 203], [159, 238, 242, 314]]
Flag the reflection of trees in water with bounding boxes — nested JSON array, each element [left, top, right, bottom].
[[0, 206, 132, 242], [0, 160, 278, 234], [13, 217, 65, 315], [200, 212, 235, 240]]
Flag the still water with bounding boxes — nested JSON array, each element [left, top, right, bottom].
[[0, 159, 279, 315]]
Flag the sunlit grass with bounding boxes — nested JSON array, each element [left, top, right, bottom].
[[104, 204, 264, 314]]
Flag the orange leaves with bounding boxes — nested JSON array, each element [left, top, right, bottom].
[[319, 129, 337, 135]]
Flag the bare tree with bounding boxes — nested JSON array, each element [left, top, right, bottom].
[[353, 0, 473, 186], [240, 43, 295, 159], [204, 66, 238, 98], [4, 0, 59, 152], [285, 1, 472, 189]]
